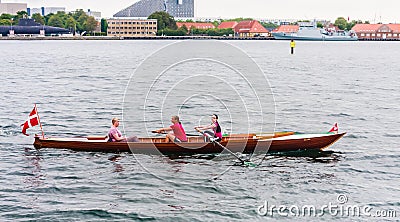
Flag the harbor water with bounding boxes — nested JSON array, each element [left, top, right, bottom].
[[0, 40, 399, 221]]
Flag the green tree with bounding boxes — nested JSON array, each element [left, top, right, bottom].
[[261, 22, 278, 29], [16, 11, 28, 19], [148, 11, 177, 31], [162, 27, 186, 36], [101, 18, 108, 32], [0, 19, 12, 26], [77, 14, 88, 32], [212, 21, 219, 28], [0, 13, 13, 20], [70, 9, 89, 32], [44, 13, 54, 25], [317, 22, 323, 28], [71, 9, 87, 21], [334, 17, 348, 30], [181, 24, 188, 33], [84, 16, 97, 32], [32, 13, 44, 25], [220, 28, 234, 36], [346, 20, 361, 30], [64, 16, 77, 29], [4, 10, 28, 24], [48, 15, 64, 28], [224, 17, 253, 22]]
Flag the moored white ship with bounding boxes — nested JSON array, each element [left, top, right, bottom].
[[272, 22, 358, 41]]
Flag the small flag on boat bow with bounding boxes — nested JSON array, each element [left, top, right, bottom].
[[329, 123, 338, 134]]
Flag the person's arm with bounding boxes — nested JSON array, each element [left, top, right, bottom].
[[112, 132, 126, 141], [154, 127, 172, 133], [195, 123, 215, 130]]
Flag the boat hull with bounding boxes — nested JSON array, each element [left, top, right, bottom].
[[33, 133, 346, 155]]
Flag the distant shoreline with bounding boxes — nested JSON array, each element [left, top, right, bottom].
[[0, 36, 399, 41], [0, 36, 273, 41]]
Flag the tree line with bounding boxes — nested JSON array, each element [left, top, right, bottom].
[[0, 11, 28, 25], [148, 11, 277, 36], [0, 9, 99, 33], [334, 17, 370, 31]]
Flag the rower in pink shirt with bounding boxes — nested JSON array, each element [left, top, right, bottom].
[[154, 116, 187, 143], [108, 117, 139, 142]]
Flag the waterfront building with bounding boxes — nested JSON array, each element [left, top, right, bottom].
[[176, 22, 214, 31], [352, 24, 400, 40], [27, 7, 65, 16], [107, 18, 157, 37], [234, 20, 270, 37], [114, 0, 194, 18], [0, 2, 27, 15], [217, 21, 238, 29], [86, 9, 101, 20], [273, 25, 299, 33]]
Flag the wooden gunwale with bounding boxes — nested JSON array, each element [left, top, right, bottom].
[[33, 133, 346, 154]]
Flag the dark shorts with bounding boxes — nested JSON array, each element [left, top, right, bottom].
[[204, 130, 221, 142]]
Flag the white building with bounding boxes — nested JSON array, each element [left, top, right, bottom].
[[86, 9, 101, 20], [0, 2, 27, 15], [27, 7, 65, 16]]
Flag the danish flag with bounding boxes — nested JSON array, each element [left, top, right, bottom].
[[329, 123, 338, 134], [21, 104, 42, 136]]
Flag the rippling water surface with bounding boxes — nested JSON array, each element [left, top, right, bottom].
[[0, 40, 399, 221]]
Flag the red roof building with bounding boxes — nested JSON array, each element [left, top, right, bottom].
[[176, 22, 215, 31], [217, 21, 238, 29], [352, 24, 400, 40], [386, 24, 400, 34], [233, 20, 269, 37], [272, 25, 299, 33], [351, 24, 383, 33]]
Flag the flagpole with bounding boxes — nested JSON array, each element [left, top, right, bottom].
[[35, 104, 45, 139]]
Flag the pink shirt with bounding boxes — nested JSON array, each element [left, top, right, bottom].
[[213, 122, 222, 139], [108, 127, 122, 142], [170, 123, 187, 142]]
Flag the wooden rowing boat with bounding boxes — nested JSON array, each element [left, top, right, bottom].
[[33, 132, 346, 155]]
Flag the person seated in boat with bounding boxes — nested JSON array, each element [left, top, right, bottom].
[[154, 115, 188, 143], [108, 117, 139, 142], [194, 114, 222, 142]]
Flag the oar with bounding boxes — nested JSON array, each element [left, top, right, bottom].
[[194, 128, 250, 165], [151, 130, 198, 137]]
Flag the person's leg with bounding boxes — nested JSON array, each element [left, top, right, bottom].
[[166, 133, 174, 143], [203, 130, 215, 142], [126, 136, 139, 142]]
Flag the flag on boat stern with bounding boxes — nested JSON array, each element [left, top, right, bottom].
[[329, 123, 338, 134], [21, 104, 41, 136]]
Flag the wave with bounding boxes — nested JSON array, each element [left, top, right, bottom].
[[10, 209, 146, 221], [383, 133, 400, 138], [328, 113, 352, 117], [346, 134, 368, 139]]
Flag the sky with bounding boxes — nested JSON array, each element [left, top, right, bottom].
[[3, 0, 400, 23]]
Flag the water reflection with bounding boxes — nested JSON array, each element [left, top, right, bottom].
[[108, 154, 124, 173], [23, 147, 45, 188]]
